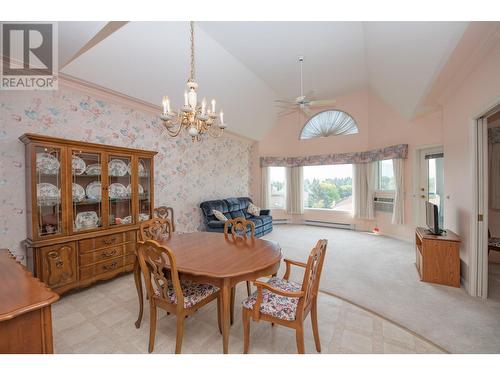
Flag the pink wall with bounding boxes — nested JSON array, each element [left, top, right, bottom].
[[253, 88, 444, 240], [253, 36, 500, 290], [441, 39, 500, 286]]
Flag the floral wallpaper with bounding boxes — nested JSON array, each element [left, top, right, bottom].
[[0, 86, 253, 259]]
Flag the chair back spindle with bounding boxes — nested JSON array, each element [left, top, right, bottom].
[[224, 218, 255, 239], [137, 240, 184, 309], [153, 206, 175, 232], [139, 218, 173, 242], [298, 239, 327, 316]]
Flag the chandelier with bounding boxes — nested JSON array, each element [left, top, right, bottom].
[[160, 21, 226, 142]]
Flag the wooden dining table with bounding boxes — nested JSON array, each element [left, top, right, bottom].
[[148, 231, 282, 354]]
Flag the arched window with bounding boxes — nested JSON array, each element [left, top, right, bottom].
[[299, 110, 358, 140]]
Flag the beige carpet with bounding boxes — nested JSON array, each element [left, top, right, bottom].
[[263, 225, 500, 354], [52, 273, 444, 354]]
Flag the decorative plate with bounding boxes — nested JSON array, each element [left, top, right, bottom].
[[72, 183, 85, 202], [139, 213, 150, 222], [85, 181, 102, 201], [108, 159, 128, 177], [122, 215, 132, 224], [128, 161, 147, 177], [85, 163, 101, 176], [126, 184, 144, 196], [109, 183, 128, 199], [37, 183, 60, 206], [72, 155, 86, 175], [36, 153, 60, 175], [75, 211, 99, 230]]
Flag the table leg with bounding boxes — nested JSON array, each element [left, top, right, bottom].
[[221, 278, 231, 354]]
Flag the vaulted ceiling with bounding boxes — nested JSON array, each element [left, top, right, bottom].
[[60, 21, 470, 140]]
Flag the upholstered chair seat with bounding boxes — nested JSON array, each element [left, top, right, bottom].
[[242, 277, 302, 321], [154, 280, 219, 309]]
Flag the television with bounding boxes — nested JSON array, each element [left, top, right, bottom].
[[425, 201, 442, 235]]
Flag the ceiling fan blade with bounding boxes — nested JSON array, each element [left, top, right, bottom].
[[309, 99, 336, 107], [274, 99, 296, 104], [278, 109, 298, 117]]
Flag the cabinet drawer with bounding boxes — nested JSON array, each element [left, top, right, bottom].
[[79, 244, 135, 266], [79, 254, 136, 281], [79, 231, 135, 253]]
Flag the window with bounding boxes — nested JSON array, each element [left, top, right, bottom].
[[303, 164, 353, 212], [377, 159, 395, 191], [269, 167, 286, 209], [300, 110, 358, 140]]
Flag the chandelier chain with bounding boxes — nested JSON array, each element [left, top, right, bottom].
[[190, 21, 195, 81]]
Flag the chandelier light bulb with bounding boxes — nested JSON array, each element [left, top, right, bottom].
[[201, 97, 207, 115], [211, 99, 216, 113], [184, 91, 188, 106], [220, 110, 224, 124]]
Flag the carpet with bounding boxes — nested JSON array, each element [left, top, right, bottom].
[[263, 224, 500, 353]]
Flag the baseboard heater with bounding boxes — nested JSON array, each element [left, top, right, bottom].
[[272, 218, 290, 225], [303, 220, 355, 230]]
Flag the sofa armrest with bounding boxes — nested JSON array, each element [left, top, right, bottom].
[[259, 209, 270, 216]]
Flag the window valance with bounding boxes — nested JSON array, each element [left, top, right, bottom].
[[260, 144, 408, 168]]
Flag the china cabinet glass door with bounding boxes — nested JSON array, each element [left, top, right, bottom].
[[108, 154, 134, 226], [138, 157, 152, 222], [35, 145, 64, 237], [71, 149, 103, 232]]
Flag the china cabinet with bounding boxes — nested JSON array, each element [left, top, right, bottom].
[[20, 133, 156, 294]]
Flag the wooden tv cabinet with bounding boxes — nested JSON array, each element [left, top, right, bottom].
[[415, 227, 461, 288]]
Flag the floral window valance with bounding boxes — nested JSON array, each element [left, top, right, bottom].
[[260, 144, 408, 168]]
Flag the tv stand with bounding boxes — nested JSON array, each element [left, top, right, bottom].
[[415, 227, 461, 287]]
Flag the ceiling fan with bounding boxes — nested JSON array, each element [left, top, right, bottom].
[[275, 56, 337, 118]]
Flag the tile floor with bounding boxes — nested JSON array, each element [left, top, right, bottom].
[[52, 273, 445, 354]]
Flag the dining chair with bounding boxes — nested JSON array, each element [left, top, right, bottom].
[[223, 217, 256, 326], [224, 217, 256, 297], [135, 218, 174, 329], [153, 206, 175, 232], [137, 239, 221, 354], [242, 239, 327, 354]]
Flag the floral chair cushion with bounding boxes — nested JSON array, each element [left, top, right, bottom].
[[242, 277, 302, 321], [155, 280, 219, 309]]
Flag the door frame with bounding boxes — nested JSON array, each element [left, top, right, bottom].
[[471, 99, 500, 298]]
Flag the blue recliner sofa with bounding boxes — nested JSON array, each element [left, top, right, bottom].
[[200, 197, 273, 237]]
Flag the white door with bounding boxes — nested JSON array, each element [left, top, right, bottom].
[[416, 146, 444, 226]]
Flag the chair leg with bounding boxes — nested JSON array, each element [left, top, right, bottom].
[[242, 308, 250, 354], [230, 287, 235, 325], [175, 315, 185, 354], [295, 323, 305, 354], [148, 303, 157, 353], [133, 260, 144, 329], [217, 295, 222, 334], [246, 281, 251, 296], [311, 300, 321, 352]]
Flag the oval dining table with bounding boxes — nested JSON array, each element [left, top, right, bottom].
[[135, 231, 282, 354]]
